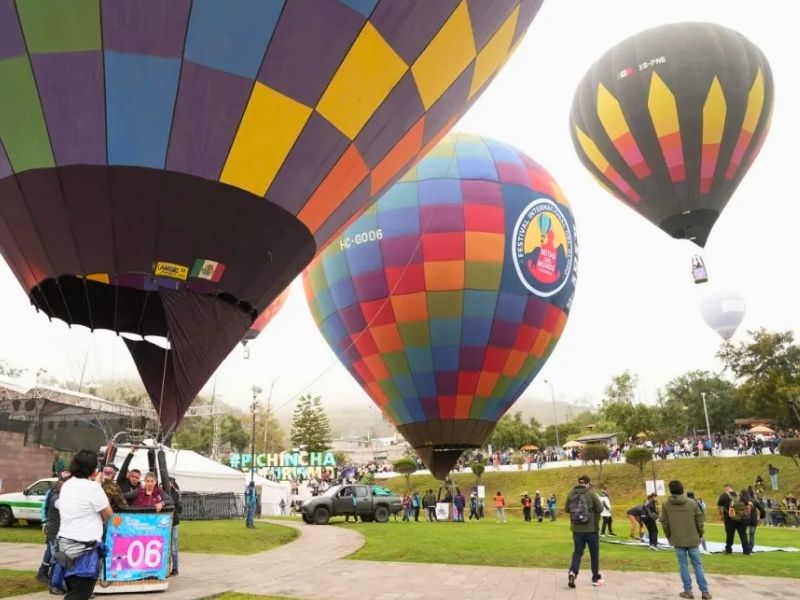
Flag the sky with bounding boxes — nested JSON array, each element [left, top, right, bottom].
[[0, 0, 797, 425]]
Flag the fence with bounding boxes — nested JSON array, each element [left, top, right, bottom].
[[180, 492, 251, 521]]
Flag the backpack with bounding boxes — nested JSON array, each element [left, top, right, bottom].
[[569, 491, 590, 524], [727, 495, 749, 522]]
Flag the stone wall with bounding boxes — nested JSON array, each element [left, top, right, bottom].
[[0, 431, 54, 493]]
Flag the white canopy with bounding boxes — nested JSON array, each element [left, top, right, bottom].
[[113, 445, 245, 494]]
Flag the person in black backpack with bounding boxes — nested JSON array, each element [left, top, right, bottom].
[[743, 489, 765, 550], [716, 484, 750, 554], [564, 475, 605, 588]]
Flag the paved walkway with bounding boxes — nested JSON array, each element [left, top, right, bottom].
[[3, 520, 795, 600]]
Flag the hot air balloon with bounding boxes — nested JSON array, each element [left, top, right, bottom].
[[0, 1, 542, 432], [700, 290, 745, 341], [570, 22, 773, 269], [241, 287, 290, 359], [304, 133, 578, 478]]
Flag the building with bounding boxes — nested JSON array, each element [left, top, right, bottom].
[[574, 432, 618, 448], [331, 433, 411, 464]]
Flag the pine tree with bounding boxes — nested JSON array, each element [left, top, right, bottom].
[[290, 394, 332, 452]]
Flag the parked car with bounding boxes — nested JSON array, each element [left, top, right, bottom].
[[300, 484, 402, 524], [0, 477, 56, 527]]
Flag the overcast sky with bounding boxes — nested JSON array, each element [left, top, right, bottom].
[[0, 0, 796, 421]]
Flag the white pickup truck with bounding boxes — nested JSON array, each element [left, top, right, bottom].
[[0, 478, 56, 527]]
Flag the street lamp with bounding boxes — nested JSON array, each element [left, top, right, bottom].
[[250, 385, 263, 482], [543, 379, 560, 451], [700, 392, 713, 456]]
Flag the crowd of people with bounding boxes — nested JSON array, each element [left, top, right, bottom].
[[36, 448, 182, 599]]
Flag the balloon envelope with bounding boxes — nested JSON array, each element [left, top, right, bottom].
[[304, 133, 578, 478], [0, 1, 542, 430], [700, 291, 745, 341], [243, 288, 290, 345], [570, 22, 773, 248]]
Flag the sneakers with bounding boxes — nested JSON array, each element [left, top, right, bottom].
[[48, 587, 65, 596], [568, 572, 576, 588], [679, 593, 694, 599], [170, 569, 179, 576], [36, 573, 50, 585], [609, 532, 618, 537], [701, 593, 712, 599], [592, 579, 606, 587]]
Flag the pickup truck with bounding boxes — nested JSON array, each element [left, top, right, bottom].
[[300, 484, 403, 524], [0, 478, 56, 527]]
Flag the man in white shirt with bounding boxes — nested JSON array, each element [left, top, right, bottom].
[[55, 450, 112, 600]]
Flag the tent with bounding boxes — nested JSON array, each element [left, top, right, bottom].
[[562, 440, 583, 449], [749, 425, 774, 434], [112, 445, 245, 494], [250, 474, 291, 516]]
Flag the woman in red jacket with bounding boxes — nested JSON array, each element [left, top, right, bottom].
[[131, 473, 171, 512]]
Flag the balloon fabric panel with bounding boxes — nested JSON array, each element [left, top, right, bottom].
[[304, 133, 577, 477], [0, 0, 542, 431], [570, 22, 774, 248]]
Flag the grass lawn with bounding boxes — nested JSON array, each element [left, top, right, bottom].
[[342, 517, 800, 578], [0, 520, 297, 556], [378, 455, 800, 526], [0, 569, 45, 598]]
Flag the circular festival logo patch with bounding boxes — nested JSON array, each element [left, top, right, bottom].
[[511, 198, 574, 297]]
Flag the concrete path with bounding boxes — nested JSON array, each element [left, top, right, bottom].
[[3, 519, 795, 600]]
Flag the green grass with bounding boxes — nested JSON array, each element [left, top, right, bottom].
[[0, 520, 298, 556], [0, 569, 45, 598], [343, 517, 800, 578], [378, 454, 800, 525]]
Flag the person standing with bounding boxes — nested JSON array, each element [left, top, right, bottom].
[[453, 489, 466, 522], [423, 489, 437, 522], [643, 493, 660, 549], [411, 490, 421, 522], [468, 492, 480, 520], [565, 475, 605, 588], [55, 450, 112, 600], [548, 493, 557, 521], [534, 491, 544, 522], [494, 491, 507, 523], [168, 478, 182, 576], [744, 490, 764, 550], [661, 480, 712, 599], [245, 481, 258, 528], [768, 464, 779, 491], [686, 491, 708, 553], [521, 492, 532, 522], [716, 484, 750, 554], [401, 492, 411, 522], [599, 486, 615, 536]]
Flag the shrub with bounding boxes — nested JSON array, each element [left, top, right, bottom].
[[779, 438, 800, 471], [625, 447, 654, 474]]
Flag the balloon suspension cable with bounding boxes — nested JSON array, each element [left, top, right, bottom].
[[157, 331, 170, 431], [271, 141, 463, 415]]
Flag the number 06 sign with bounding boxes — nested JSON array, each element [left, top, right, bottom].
[[104, 512, 173, 581]]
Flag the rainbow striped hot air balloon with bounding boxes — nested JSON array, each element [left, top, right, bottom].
[[0, 0, 543, 431], [304, 133, 578, 478]]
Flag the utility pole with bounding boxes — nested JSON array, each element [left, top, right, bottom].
[[701, 392, 712, 455], [210, 377, 221, 462], [263, 378, 277, 453], [250, 385, 262, 482]]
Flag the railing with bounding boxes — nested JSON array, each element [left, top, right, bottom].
[[179, 492, 250, 521]]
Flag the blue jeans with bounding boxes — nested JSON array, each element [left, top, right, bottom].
[[675, 546, 709, 593], [770, 473, 779, 490], [569, 532, 601, 581], [170, 526, 179, 572], [246, 504, 256, 527]]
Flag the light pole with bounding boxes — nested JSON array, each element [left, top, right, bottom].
[[543, 379, 560, 451], [250, 385, 262, 482], [701, 392, 712, 456]]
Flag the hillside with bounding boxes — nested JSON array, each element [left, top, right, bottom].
[[381, 454, 800, 523]]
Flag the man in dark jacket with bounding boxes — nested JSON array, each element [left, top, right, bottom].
[[564, 475, 605, 588], [168, 478, 182, 576], [37, 472, 69, 595], [661, 480, 711, 599], [716, 484, 750, 554]]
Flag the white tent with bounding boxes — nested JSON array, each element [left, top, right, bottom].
[[112, 445, 245, 494], [249, 474, 291, 516]]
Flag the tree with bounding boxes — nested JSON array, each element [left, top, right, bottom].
[[290, 394, 332, 452], [582, 443, 609, 483], [0, 359, 24, 377], [779, 438, 800, 472], [625, 447, 653, 474], [718, 329, 800, 427], [332, 451, 349, 467], [173, 413, 249, 455], [511, 452, 525, 470], [470, 460, 486, 485], [393, 457, 417, 490], [662, 370, 740, 434], [489, 411, 540, 450], [250, 407, 285, 454], [603, 371, 639, 405]]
